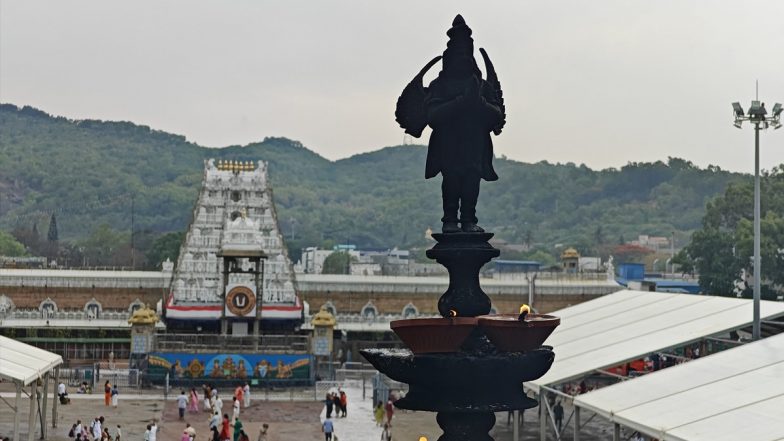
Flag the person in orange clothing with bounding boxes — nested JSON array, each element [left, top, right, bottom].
[[234, 385, 244, 409], [104, 381, 112, 406]]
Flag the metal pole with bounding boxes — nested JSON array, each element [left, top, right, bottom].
[[613, 423, 620, 441], [52, 368, 59, 429], [13, 382, 21, 441], [27, 383, 36, 441], [40, 373, 49, 439], [753, 123, 761, 340], [513, 410, 519, 441], [573, 406, 580, 441]]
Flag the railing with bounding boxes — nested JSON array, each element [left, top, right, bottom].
[[154, 333, 310, 353]]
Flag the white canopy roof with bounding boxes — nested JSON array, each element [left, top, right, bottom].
[[526, 290, 784, 391], [0, 335, 63, 385], [575, 332, 784, 441]]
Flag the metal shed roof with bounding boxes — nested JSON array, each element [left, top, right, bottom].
[[525, 290, 784, 391], [575, 331, 784, 441], [0, 335, 63, 385]]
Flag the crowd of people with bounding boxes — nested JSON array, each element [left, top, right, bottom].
[[323, 389, 348, 419], [67, 416, 125, 441]]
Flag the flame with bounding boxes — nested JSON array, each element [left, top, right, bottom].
[[419, 437, 428, 441], [519, 304, 531, 315], [448, 309, 458, 318]]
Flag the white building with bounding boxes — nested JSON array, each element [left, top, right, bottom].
[[166, 159, 301, 323]]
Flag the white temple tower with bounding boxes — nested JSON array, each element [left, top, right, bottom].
[[165, 159, 301, 334]]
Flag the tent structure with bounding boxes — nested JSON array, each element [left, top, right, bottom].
[[0, 335, 63, 441], [522, 290, 784, 441], [526, 290, 784, 391], [575, 331, 784, 441]]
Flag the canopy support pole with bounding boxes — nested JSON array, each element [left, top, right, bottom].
[[27, 383, 37, 441], [513, 410, 519, 441], [573, 405, 580, 441], [613, 423, 620, 441], [41, 372, 49, 439], [52, 367, 59, 429], [13, 382, 22, 441]]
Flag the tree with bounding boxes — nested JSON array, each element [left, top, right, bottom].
[[145, 232, 184, 269], [322, 251, 355, 275], [682, 167, 784, 297], [0, 231, 26, 256], [47, 214, 58, 242]]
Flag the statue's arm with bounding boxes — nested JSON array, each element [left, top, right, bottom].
[[479, 86, 504, 125], [426, 95, 464, 125]]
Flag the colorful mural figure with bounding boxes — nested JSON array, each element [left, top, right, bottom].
[[148, 353, 311, 381]]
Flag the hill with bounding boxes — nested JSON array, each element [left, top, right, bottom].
[[0, 104, 746, 266]]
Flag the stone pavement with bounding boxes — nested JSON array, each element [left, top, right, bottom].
[[0, 389, 622, 440]]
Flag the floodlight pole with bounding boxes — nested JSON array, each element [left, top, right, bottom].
[[753, 122, 761, 340]]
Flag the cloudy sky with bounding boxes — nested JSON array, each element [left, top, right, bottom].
[[2, 1, 783, 172]]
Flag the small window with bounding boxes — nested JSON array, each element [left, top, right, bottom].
[[402, 303, 418, 318], [361, 302, 378, 320], [231, 191, 241, 202]]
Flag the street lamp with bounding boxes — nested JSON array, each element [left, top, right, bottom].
[[731, 92, 782, 341]]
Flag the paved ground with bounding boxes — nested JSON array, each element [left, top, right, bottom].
[[1, 388, 624, 440]]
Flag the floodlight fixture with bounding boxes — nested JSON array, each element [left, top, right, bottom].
[[734, 121, 743, 129], [773, 103, 783, 118], [732, 102, 745, 117], [772, 121, 782, 130]]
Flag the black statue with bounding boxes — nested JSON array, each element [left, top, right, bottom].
[[396, 14, 505, 234]]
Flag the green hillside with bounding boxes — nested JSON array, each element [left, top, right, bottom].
[[0, 104, 746, 267]]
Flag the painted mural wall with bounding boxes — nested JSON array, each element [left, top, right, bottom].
[[149, 353, 311, 381]]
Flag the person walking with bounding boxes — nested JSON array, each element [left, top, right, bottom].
[[232, 397, 240, 422], [234, 385, 244, 409], [111, 385, 119, 408], [231, 417, 243, 441], [103, 381, 112, 406], [92, 417, 102, 441], [185, 423, 196, 441], [242, 383, 250, 408], [114, 425, 121, 441], [385, 395, 395, 426], [554, 401, 564, 431], [178, 390, 189, 420], [149, 420, 157, 441], [256, 423, 269, 441], [189, 388, 200, 413], [209, 411, 221, 432], [210, 427, 219, 441], [332, 393, 342, 418], [339, 390, 347, 417], [143, 425, 151, 441], [321, 416, 334, 441], [220, 414, 231, 441], [380, 423, 392, 441], [58, 382, 68, 404], [374, 402, 384, 427], [324, 393, 334, 419]]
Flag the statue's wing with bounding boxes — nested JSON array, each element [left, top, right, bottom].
[[480, 48, 506, 135], [395, 56, 442, 138]]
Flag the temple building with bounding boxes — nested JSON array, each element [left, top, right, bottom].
[[165, 159, 302, 332]]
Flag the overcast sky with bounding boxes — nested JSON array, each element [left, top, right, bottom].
[[2, 1, 783, 172]]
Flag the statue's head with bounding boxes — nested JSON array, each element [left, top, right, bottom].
[[442, 15, 480, 79]]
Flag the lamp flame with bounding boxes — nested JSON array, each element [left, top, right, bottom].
[[518, 304, 531, 321], [448, 309, 458, 318]]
